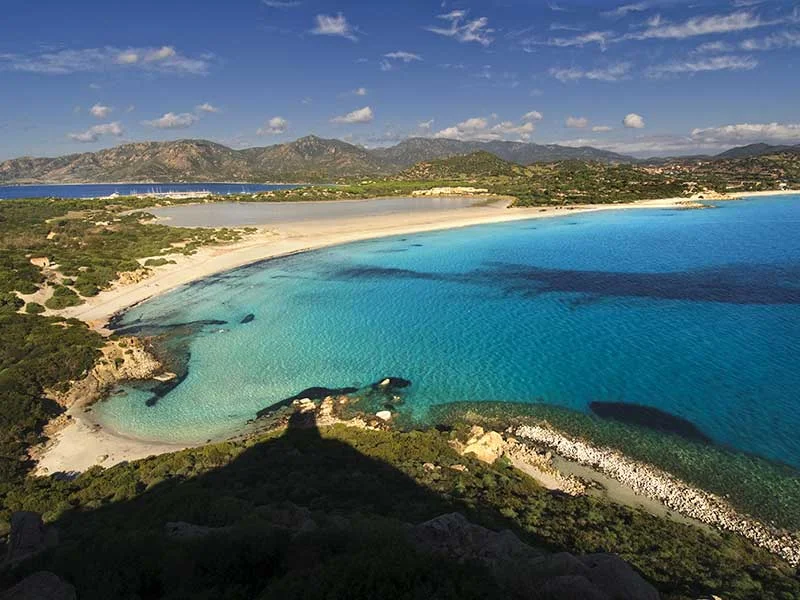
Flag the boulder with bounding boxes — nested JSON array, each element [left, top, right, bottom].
[[6, 512, 56, 565], [579, 554, 661, 600], [409, 513, 541, 567], [375, 410, 392, 421], [0, 572, 76, 600], [538, 575, 610, 600], [462, 427, 505, 464], [409, 514, 660, 600]]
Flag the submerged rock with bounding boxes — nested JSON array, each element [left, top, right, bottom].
[[240, 313, 255, 324], [373, 377, 411, 389], [256, 386, 358, 419], [589, 401, 712, 444]]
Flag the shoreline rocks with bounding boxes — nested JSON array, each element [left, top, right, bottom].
[[45, 337, 163, 411], [515, 424, 800, 567]]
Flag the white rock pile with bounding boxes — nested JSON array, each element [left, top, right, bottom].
[[515, 424, 800, 567]]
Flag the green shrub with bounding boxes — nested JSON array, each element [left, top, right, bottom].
[[45, 285, 82, 309], [25, 302, 45, 314], [144, 257, 176, 267]]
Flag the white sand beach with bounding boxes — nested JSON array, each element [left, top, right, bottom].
[[60, 196, 689, 329]]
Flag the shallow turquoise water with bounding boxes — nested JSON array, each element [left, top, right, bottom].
[[98, 196, 800, 470]]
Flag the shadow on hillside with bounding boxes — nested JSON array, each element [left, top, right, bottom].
[[7, 412, 522, 599]]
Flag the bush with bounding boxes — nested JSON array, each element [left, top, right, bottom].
[[25, 302, 45, 314], [144, 257, 176, 267], [45, 285, 82, 309]]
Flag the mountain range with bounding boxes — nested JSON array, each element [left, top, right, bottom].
[[1, 136, 797, 184]]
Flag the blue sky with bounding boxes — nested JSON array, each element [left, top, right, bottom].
[[0, 0, 798, 160]]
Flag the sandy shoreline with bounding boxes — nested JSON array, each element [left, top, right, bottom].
[[60, 196, 689, 328]]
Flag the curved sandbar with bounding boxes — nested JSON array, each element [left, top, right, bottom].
[[60, 195, 690, 329]]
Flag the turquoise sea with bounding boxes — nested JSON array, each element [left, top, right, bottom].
[[99, 197, 800, 479]]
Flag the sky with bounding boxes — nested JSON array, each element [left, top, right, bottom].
[[0, 0, 799, 160]]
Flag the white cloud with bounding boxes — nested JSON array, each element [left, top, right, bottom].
[[353, 87, 367, 96], [143, 112, 199, 129], [693, 41, 735, 53], [331, 106, 374, 124], [68, 121, 124, 143], [602, 3, 648, 18], [426, 10, 494, 46], [257, 116, 289, 135], [690, 122, 800, 144], [418, 119, 435, 131], [565, 116, 589, 128], [741, 30, 800, 51], [116, 51, 139, 64], [145, 46, 176, 62], [555, 135, 698, 156], [558, 121, 800, 157], [0, 46, 212, 75], [647, 55, 757, 77], [534, 31, 614, 49], [550, 62, 631, 82], [126, 105, 135, 113], [195, 102, 219, 113], [311, 13, 358, 41], [383, 51, 423, 62], [89, 103, 112, 119], [623, 113, 645, 128], [522, 111, 543, 122], [592, 125, 613, 132], [627, 11, 773, 40], [433, 116, 535, 141]]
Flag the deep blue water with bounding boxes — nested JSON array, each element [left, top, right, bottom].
[[99, 196, 800, 471], [0, 183, 297, 200]]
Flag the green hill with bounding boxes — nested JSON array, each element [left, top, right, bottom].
[[399, 151, 524, 180]]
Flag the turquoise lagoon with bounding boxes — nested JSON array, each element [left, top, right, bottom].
[[98, 197, 800, 477]]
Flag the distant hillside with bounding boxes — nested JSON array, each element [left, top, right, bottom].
[[714, 142, 800, 160], [0, 136, 388, 184], [371, 137, 633, 169], [5, 135, 800, 185], [399, 151, 524, 180], [0, 136, 635, 184]]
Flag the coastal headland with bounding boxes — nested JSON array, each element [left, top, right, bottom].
[[33, 190, 800, 573]]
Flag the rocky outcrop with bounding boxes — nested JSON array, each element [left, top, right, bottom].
[[410, 513, 541, 565], [0, 572, 76, 600], [459, 426, 505, 464], [46, 337, 162, 410], [515, 424, 800, 567], [5, 512, 57, 565], [409, 513, 659, 599], [451, 426, 585, 495]]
